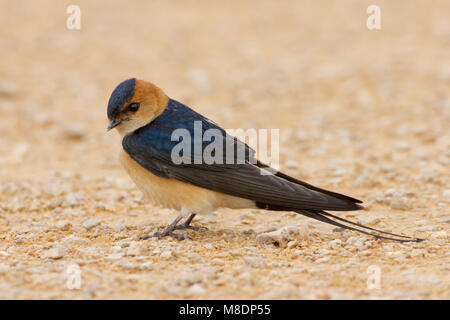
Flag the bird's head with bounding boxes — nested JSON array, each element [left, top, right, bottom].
[[107, 78, 168, 136]]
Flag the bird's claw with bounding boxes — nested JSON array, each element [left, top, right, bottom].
[[140, 231, 192, 241]]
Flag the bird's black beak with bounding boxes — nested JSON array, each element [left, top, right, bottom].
[[107, 119, 122, 131]]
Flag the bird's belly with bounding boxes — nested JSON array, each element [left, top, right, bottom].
[[119, 150, 255, 214]]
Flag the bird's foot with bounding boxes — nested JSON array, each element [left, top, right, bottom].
[[140, 231, 192, 241]]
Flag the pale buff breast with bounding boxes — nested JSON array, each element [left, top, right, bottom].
[[119, 150, 255, 214]]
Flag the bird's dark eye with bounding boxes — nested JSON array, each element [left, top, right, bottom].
[[128, 102, 140, 112]]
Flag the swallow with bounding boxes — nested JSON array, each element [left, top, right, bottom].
[[107, 78, 422, 242]]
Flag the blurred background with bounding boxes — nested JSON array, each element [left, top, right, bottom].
[[0, 0, 449, 180], [0, 0, 448, 299]]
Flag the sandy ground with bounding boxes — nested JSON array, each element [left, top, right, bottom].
[[0, 0, 448, 299]]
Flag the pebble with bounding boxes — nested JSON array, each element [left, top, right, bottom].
[[111, 246, 122, 253], [328, 239, 342, 250], [62, 235, 89, 245], [64, 124, 85, 140], [292, 250, 304, 257], [315, 257, 330, 263], [186, 284, 206, 296], [345, 237, 367, 250], [113, 224, 127, 232], [106, 253, 124, 261], [160, 250, 173, 259], [256, 225, 307, 247], [285, 160, 299, 169], [390, 196, 411, 210], [358, 249, 372, 256], [82, 218, 100, 230], [287, 240, 297, 249], [41, 247, 66, 260], [64, 193, 87, 207], [55, 221, 71, 231], [211, 258, 225, 266], [140, 261, 153, 270], [360, 216, 381, 225]]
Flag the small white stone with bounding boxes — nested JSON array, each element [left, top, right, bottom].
[[64, 124, 85, 139], [358, 249, 372, 256], [160, 250, 173, 259], [256, 225, 305, 247], [287, 240, 297, 249], [140, 261, 153, 270], [106, 253, 124, 260], [62, 235, 88, 245], [55, 221, 71, 231], [292, 250, 304, 257], [186, 284, 206, 296], [41, 247, 65, 259], [82, 218, 100, 230], [346, 237, 366, 250], [390, 196, 411, 210], [113, 224, 127, 232], [111, 246, 122, 253], [285, 160, 299, 169], [315, 257, 330, 263], [360, 217, 381, 225], [328, 239, 342, 250]]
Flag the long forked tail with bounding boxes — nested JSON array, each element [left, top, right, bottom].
[[258, 203, 423, 242], [298, 209, 423, 242]]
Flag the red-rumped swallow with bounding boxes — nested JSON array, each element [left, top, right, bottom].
[[107, 78, 421, 242]]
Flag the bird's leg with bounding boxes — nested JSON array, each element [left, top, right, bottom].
[[140, 211, 191, 241], [173, 213, 208, 231]]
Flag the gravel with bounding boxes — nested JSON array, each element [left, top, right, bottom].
[[40, 248, 66, 260], [0, 1, 448, 300], [82, 219, 101, 230]]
